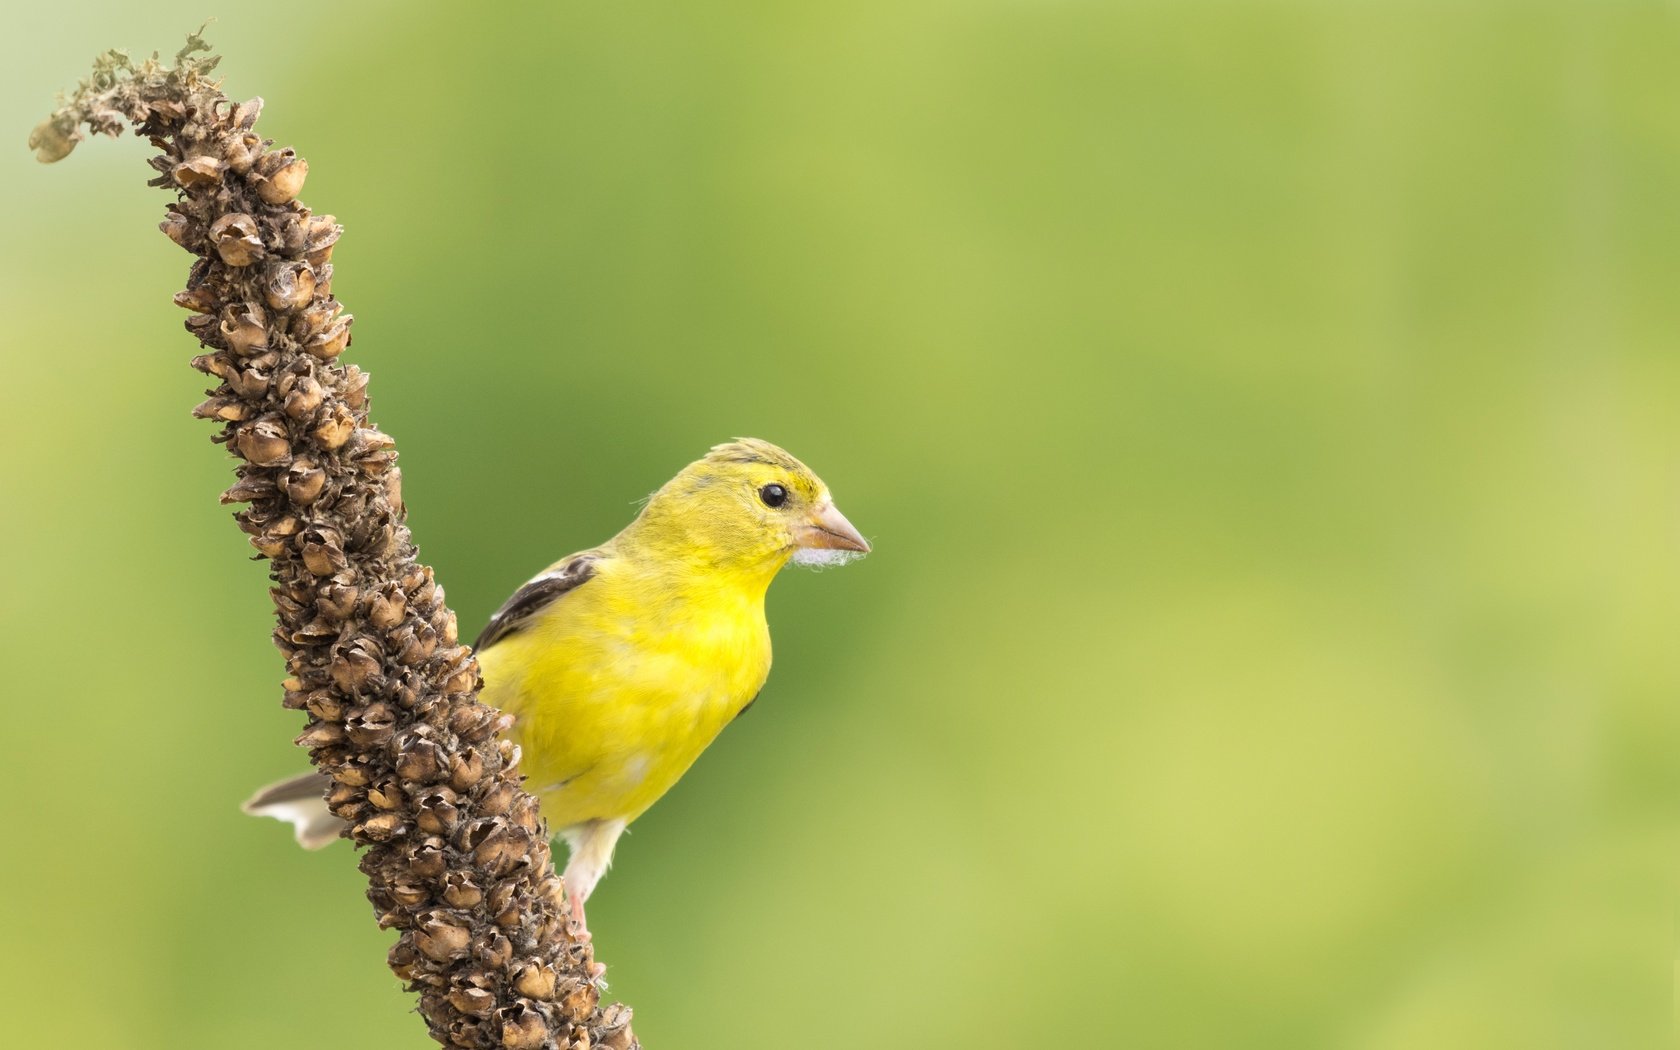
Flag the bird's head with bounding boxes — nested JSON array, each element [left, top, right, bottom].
[[627, 438, 870, 576]]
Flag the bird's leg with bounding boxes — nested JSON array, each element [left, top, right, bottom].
[[559, 818, 628, 983]]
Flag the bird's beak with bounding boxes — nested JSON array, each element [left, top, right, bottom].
[[796, 502, 871, 554]]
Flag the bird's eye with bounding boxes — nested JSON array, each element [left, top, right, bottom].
[[759, 483, 788, 508]]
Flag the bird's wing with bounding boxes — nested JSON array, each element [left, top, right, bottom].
[[473, 552, 599, 651]]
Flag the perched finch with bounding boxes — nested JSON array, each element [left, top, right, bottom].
[[247, 438, 869, 934]]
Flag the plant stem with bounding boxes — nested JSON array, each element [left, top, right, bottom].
[[34, 32, 637, 1050]]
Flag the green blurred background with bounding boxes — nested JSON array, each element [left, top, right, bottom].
[[2, 2, 1671, 1047]]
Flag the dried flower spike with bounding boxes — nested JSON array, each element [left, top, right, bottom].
[[35, 33, 635, 1050]]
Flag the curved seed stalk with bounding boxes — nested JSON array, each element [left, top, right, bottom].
[[34, 32, 637, 1050]]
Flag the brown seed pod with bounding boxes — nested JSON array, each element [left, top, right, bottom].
[[416, 787, 461, 835], [326, 780, 363, 812], [356, 811, 405, 842], [476, 931, 515, 971], [594, 1005, 637, 1050], [436, 608, 461, 647], [443, 872, 485, 909], [448, 1017, 489, 1049], [394, 622, 440, 667], [497, 1004, 547, 1050], [538, 876, 568, 912], [368, 779, 408, 811], [296, 722, 345, 749], [449, 749, 487, 792], [295, 298, 341, 337], [289, 619, 340, 645], [282, 375, 325, 418], [472, 824, 533, 879], [560, 980, 599, 1024], [443, 695, 490, 735], [226, 366, 271, 400], [173, 286, 217, 313], [173, 155, 224, 188], [387, 938, 422, 982], [512, 962, 557, 1001], [367, 585, 408, 630], [244, 347, 281, 370], [209, 213, 265, 267], [332, 762, 372, 787], [305, 691, 348, 722], [184, 312, 219, 341], [255, 150, 308, 204], [282, 459, 327, 505], [329, 640, 380, 690], [193, 394, 250, 422], [300, 526, 349, 576], [316, 583, 360, 624], [340, 364, 370, 408], [394, 732, 443, 783], [218, 302, 269, 355], [347, 702, 397, 747], [232, 96, 264, 131], [313, 404, 355, 450], [220, 474, 275, 503], [475, 780, 518, 818], [305, 318, 352, 359], [225, 130, 262, 174], [304, 214, 342, 265], [414, 914, 473, 962], [389, 880, 430, 908], [190, 351, 231, 378], [262, 261, 316, 312], [250, 533, 289, 558], [508, 794, 543, 834], [449, 986, 497, 1019], [235, 419, 291, 466], [159, 210, 194, 250], [408, 841, 449, 881]]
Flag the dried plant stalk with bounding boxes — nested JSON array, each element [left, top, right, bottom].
[[34, 32, 636, 1050]]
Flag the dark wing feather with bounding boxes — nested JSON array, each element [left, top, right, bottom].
[[473, 553, 599, 651]]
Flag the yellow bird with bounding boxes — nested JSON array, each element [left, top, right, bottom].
[[246, 438, 869, 930]]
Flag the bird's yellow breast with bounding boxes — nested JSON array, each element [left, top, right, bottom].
[[476, 555, 773, 832]]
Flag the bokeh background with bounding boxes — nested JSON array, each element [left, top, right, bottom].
[[2, 2, 1670, 1047]]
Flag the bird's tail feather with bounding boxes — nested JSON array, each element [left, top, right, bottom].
[[242, 771, 345, 849]]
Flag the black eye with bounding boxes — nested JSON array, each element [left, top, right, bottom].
[[759, 483, 788, 508]]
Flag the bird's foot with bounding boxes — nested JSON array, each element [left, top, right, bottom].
[[568, 891, 592, 943]]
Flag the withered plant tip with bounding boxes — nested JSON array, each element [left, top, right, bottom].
[[35, 32, 637, 1050]]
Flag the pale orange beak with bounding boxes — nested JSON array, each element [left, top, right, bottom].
[[796, 502, 870, 554]]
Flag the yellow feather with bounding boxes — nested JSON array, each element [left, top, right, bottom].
[[479, 551, 775, 828]]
